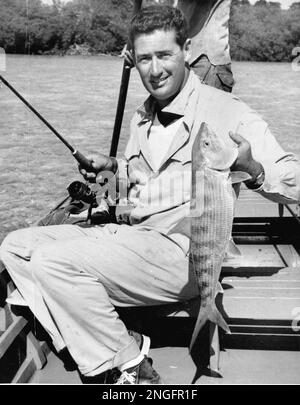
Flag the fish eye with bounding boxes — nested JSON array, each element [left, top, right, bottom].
[[203, 140, 210, 147]]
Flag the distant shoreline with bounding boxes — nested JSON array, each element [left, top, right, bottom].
[[4, 52, 296, 63], [2, 1, 299, 63]]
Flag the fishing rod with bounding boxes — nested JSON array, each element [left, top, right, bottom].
[[109, 0, 143, 157], [108, 0, 143, 221], [0, 74, 94, 172]]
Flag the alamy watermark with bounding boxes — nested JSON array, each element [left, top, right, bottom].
[[91, 168, 196, 209], [84, 168, 209, 216], [291, 47, 300, 72], [0, 47, 6, 72], [291, 307, 300, 332]]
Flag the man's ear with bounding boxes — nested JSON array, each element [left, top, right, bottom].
[[184, 38, 192, 63]]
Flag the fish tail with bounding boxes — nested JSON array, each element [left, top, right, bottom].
[[189, 301, 230, 351], [226, 237, 242, 258]]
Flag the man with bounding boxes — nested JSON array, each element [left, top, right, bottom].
[[1, 5, 300, 385]]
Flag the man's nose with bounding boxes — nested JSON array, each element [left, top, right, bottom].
[[150, 56, 163, 76]]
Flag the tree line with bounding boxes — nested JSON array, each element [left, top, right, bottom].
[[0, 0, 299, 61], [230, 0, 300, 61]]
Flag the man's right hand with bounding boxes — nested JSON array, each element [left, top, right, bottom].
[[78, 154, 117, 182]]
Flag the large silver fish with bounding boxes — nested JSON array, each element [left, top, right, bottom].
[[189, 122, 250, 359]]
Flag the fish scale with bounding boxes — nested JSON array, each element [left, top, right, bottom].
[[191, 169, 233, 303]]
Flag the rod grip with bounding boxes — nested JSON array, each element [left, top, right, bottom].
[[72, 150, 95, 172]]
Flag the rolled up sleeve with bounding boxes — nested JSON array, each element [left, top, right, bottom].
[[239, 113, 300, 204]]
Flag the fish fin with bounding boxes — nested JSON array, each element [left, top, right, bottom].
[[212, 306, 231, 334], [230, 171, 252, 184], [226, 237, 242, 258], [209, 323, 221, 372], [189, 301, 230, 352], [216, 281, 224, 296]]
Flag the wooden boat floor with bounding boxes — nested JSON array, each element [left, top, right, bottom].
[[30, 346, 300, 384]]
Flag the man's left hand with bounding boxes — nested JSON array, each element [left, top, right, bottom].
[[229, 131, 264, 183]]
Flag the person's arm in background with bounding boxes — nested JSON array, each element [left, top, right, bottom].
[[177, 0, 234, 92]]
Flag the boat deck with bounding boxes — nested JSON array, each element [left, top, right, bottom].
[[2, 188, 300, 384], [30, 346, 300, 384]]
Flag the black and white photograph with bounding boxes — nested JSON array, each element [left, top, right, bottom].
[[0, 0, 299, 389]]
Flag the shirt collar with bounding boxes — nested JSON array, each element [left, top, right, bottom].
[[136, 69, 197, 129]]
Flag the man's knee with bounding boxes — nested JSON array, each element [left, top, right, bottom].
[[30, 242, 77, 286], [30, 244, 57, 284]]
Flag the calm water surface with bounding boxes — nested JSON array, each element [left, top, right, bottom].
[[0, 55, 299, 241]]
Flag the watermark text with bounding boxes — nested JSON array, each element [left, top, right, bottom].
[[292, 47, 300, 72], [0, 47, 6, 72], [292, 307, 300, 332]]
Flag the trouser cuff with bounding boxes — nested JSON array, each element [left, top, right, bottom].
[[80, 337, 140, 377]]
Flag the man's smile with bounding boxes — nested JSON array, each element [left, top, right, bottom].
[[150, 76, 169, 88], [134, 30, 191, 108]]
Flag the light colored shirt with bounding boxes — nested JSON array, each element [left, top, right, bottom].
[[148, 117, 183, 171], [117, 70, 300, 252]]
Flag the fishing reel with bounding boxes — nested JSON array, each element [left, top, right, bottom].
[[67, 181, 98, 206], [66, 180, 115, 224]]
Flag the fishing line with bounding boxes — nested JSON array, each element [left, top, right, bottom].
[[25, 0, 31, 203], [25, 0, 38, 338], [24, 0, 36, 233], [0, 71, 95, 169]]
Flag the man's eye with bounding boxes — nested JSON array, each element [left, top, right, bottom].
[[158, 53, 172, 60], [138, 56, 151, 63]]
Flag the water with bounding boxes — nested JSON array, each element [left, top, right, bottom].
[[0, 55, 299, 242]]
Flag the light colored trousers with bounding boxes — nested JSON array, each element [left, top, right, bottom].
[[0, 223, 198, 376]]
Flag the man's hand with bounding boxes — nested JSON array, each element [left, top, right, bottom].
[[229, 131, 265, 188], [78, 154, 117, 182], [124, 49, 135, 69]]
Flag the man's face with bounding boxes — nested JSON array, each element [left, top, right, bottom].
[[133, 29, 191, 108]]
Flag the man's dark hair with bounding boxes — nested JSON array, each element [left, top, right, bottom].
[[129, 5, 188, 49]]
